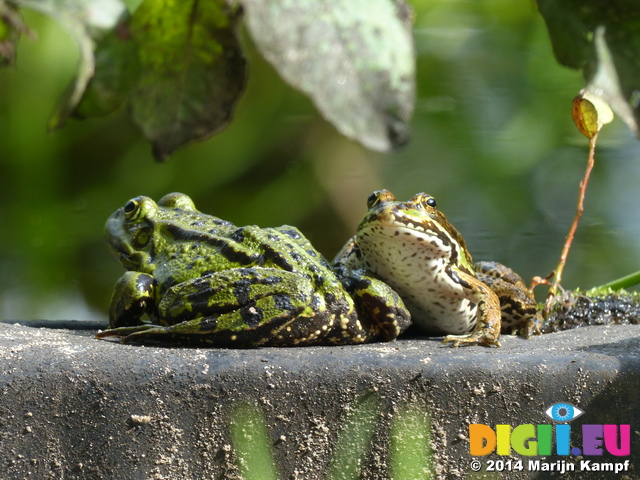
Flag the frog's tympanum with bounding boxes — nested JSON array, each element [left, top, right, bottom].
[[97, 193, 411, 346], [333, 190, 542, 347]]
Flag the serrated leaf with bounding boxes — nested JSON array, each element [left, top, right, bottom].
[[241, 0, 415, 152], [12, 0, 128, 129], [128, 0, 247, 162]]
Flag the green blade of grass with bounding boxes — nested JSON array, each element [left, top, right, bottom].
[[599, 270, 640, 291]]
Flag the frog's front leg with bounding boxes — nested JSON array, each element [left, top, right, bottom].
[[107, 271, 157, 328], [441, 268, 502, 348]]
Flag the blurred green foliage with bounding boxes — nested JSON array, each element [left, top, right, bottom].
[[1, 0, 640, 321]]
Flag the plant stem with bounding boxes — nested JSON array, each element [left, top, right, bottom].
[[543, 131, 598, 315]]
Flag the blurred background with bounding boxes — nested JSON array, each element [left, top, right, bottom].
[[1, 0, 639, 322]]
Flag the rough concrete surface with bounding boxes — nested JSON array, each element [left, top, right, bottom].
[[0, 323, 639, 479]]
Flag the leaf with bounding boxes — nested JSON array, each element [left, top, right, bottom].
[[584, 27, 630, 134], [241, 0, 415, 152], [537, 0, 640, 137], [72, 14, 138, 119], [572, 89, 614, 140], [0, 3, 28, 67], [128, 0, 247, 161], [572, 95, 598, 139], [10, 0, 128, 129]]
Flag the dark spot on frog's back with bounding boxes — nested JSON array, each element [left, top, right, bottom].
[[280, 228, 302, 240], [230, 227, 245, 243], [221, 244, 262, 266], [263, 275, 283, 285], [234, 277, 252, 304], [216, 219, 234, 226], [273, 294, 293, 311], [261, 244, 295, 271]]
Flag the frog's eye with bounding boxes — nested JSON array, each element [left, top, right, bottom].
[[367, 191, 382, 209], [124, 200, 139, 217], [367, 190, 395, 209], [425, 196, 437, 208]]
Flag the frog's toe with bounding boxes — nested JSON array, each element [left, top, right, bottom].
[[442, 332, 501, 348], [96, 325, 160, 342], [441, 335, 462, 348]]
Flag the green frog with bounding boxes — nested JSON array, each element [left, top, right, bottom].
[[96, 193, 411, 346], [333, 190, 542, 347]]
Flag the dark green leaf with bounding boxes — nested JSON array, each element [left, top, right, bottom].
[[537, 0, 640, 136], [241, 0, 415, 152], [128, 0, 247, 161], [11, 0, 129, 130], [73, 15, 138, 119]]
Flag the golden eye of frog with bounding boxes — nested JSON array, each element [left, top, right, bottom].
[[333, 189, 542, 347], [96, 193, 412, 346]]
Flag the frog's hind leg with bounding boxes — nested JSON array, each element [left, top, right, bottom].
[[475, 263, 542, 338], [110, 303, 337, 347], [338, 270, 412, 342], [107, 267, 353, 347]]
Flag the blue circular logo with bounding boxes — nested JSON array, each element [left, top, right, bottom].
[[544, 403, 584, 422]]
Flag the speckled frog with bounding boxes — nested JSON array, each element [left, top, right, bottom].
[[333, 190, 542, 347], [97, 193, 411, 346]]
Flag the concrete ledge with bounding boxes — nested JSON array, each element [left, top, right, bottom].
[[1, 323, 639, 479]]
